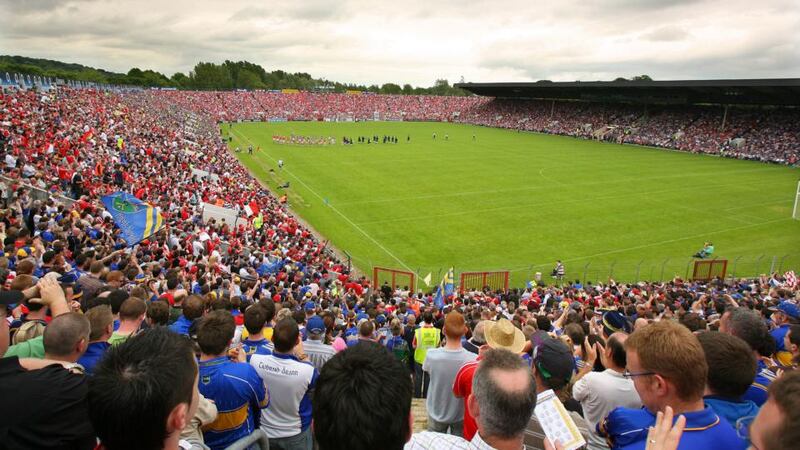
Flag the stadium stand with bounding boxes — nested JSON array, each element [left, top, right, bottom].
[[0, 80, 799, 450]]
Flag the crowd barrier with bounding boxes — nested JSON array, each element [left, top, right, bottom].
[[366, 253, 800, 292]]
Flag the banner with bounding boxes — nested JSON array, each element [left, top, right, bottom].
[[202, 202, 239, 226], [101, 192, 164, 246]]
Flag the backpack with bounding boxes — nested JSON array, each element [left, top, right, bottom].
[[388, 336, 409, 366], [12, 320, 47, 345]]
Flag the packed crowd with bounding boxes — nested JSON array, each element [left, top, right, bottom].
[[0, 84, 799, 450], [456, 99, 800, 165], [157, 90, 489, 123]]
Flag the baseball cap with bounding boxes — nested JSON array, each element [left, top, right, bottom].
[[375, 314, 386, 325], [533, 337, 574, 391], [602, 310, 632, 336], [304, 301, 316, 311], [769, 301, 800, 320], [307, 315, 325, 334]]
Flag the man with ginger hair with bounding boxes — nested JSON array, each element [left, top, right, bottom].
[[422, 310, 477, 436], [598, 320, 744, 449]]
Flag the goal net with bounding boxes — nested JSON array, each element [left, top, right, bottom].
[[372, 267, 416, 293], [459, 271, 510, 293], [692, 259, 728, 281]]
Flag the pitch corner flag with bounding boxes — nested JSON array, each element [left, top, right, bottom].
[[423, 272, 432, 287], [101, 192, 164, 246]]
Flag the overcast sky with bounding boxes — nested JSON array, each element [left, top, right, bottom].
[[1, 0, 798, 87]]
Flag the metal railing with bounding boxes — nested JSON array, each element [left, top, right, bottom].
[[225, 429, 269, 450], [365, 253, 800, 291], [0, 175, 76, 207]]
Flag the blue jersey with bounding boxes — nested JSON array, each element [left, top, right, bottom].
[[599, 406, 745, 450], [77, 341, 111, 375], [743, 360, 776, 406], [198, 357, 268, 450], [241, 338, 274, 362], [169, 315, 194, 336]]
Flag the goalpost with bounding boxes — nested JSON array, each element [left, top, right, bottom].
[[794, 181, 800, 220]]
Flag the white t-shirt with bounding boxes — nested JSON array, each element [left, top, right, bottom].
[[423, 347, 478, 424], [250, 353, 318, 439], [572, 369, 642, 450]]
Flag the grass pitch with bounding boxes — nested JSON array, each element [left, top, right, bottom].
[[224, 121, 800, 286]]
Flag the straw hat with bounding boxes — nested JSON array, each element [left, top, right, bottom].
[[483, 318, 526, 353]]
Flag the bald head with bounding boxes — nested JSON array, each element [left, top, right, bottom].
[[472, 321, 486, 344], [471, 349, 537, 439], [606, 332, 628, 370]]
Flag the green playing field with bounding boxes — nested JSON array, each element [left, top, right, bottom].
[[224, 121, 800, 287]]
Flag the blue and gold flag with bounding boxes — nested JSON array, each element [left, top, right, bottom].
[[101, 192, 164, 246], [433, 267, 455, 309]]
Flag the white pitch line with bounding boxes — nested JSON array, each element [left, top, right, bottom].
[[229, 128, 417, 274]]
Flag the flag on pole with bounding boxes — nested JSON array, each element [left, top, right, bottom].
[[101, 192, 164, 246], [423, 272, 432, 287], [433, 268, 454, 309]]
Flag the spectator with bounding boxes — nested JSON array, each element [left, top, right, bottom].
[[348, 319, 376, 347], [525, 335, 591, 449], [747, 371, 800, 450], [385, 318, 411, 366], [78, 304, 113, 375], [462, 320, 486, 354], [197, 310, 268, 450], [599, 320, 744, 449], [0, 312, 94, 450], [783, 324, 800, 366], [169, 294, 205, 337], [302, 315, 335, 370], [4, 277, 72, 358], [8, 274, 46, 344], [407, 348, 537, 449], [250, 317, 318, 450], [697, 331, 758, 443], [77, 260, 105, 300], [313, 342, 412, 450], [453, 318, 526, 440], [108, 297, 146, 346], [423, 311, 476, 436], [240, 298, 276, 342], [88, 326, 209, 450], [413, 311, 440, 398], [769, 301, 800, 367], [147, 299, 171, 326], [720, 307, 777, 406], [572, 333, 641, 450], [240, 303, 275, 362], [0, 289, 25, 356]]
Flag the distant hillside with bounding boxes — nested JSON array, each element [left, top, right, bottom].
[[0, 55, 468, 95]]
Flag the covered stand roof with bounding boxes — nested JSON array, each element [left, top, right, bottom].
[[455, 79, 800, 106]]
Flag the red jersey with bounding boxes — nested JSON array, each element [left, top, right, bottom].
[[453, 358, 482, 440]]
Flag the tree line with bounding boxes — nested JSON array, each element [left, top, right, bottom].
[[0, 55, 468, 95]]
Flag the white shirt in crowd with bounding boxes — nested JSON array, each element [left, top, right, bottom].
[[572, 369, 642, 450]]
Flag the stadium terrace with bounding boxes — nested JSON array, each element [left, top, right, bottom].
[[0, 78, 799, 450]]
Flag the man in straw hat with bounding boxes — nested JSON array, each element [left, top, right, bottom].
[[453, 318, 526, 440]]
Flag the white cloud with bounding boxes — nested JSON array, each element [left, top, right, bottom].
[[0, 0, 797, 86]]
